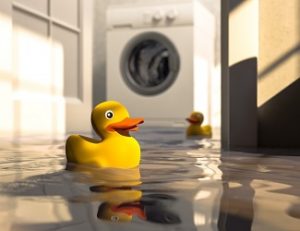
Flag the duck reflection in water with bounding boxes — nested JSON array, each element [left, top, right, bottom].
[[67, 163, 181, 224]]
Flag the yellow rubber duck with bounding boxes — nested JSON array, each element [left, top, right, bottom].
[[66, 101, 144, 168], [186, 112, 212, 138]]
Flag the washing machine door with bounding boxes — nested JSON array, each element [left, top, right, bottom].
[[121, 32, 180, 96]]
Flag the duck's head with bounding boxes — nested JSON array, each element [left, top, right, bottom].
[[186, 112, 204, 125], [91, 101, 144, 138]]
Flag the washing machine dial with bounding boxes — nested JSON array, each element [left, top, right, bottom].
[[166, 9, 178, 21], [152, 11, 163, 22]]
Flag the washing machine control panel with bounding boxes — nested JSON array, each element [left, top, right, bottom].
[[107, 2, 194, 29], [152, 10, 164, 22], [143, 6, 189, 26], [166, 9, 178, 21], [148, 9, 178, 23]]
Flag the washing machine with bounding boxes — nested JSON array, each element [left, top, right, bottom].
[[106, 0, 215, 126]]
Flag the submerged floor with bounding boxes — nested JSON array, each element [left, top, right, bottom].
[[0, 127, 300, 231]]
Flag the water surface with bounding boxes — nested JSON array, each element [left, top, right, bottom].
[[0, 127, 299, 231]]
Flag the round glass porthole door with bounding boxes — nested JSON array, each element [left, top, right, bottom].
[[121, 32, 180, 96]]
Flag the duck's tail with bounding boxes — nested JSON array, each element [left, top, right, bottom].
[[202, 125, 212, 136]]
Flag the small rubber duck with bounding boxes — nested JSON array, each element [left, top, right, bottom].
[[186, 112, 212, 138], [66, 101, 144, 168]]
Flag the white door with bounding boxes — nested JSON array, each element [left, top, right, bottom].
[[0, 0, 93, 137]]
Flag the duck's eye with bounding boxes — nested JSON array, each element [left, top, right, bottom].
[[105, 110, 114, 119], [111, 215, 119, 222]]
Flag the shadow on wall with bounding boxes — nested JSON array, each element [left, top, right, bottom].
[[259, 44, 300, 79], [258, 77, 300, 148], [229, 57, 257, 150], [229, 0, 244, 11]]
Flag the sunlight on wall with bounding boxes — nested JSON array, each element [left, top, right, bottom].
[[194, 57, 210, 124], [0, 12, 13, 136], [15, 28, 52, 90], [193, 1, 220, 128], [13, 25, 65, 136], [258, 0, 300, 106], [0, 12, 65, 137], [0, 13, 11, 72], [194, 59, 220, 128], [194, 58, 221, 128], [229, 0, 258, 66], [211, 65, 221, 128], [52, 42, 65, 135]]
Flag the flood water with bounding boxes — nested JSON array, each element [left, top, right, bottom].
[[0, 127, 300, 231]]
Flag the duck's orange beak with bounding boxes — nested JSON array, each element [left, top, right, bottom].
[[106, 118, 144, 132], [186, 117, 199, 124]]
